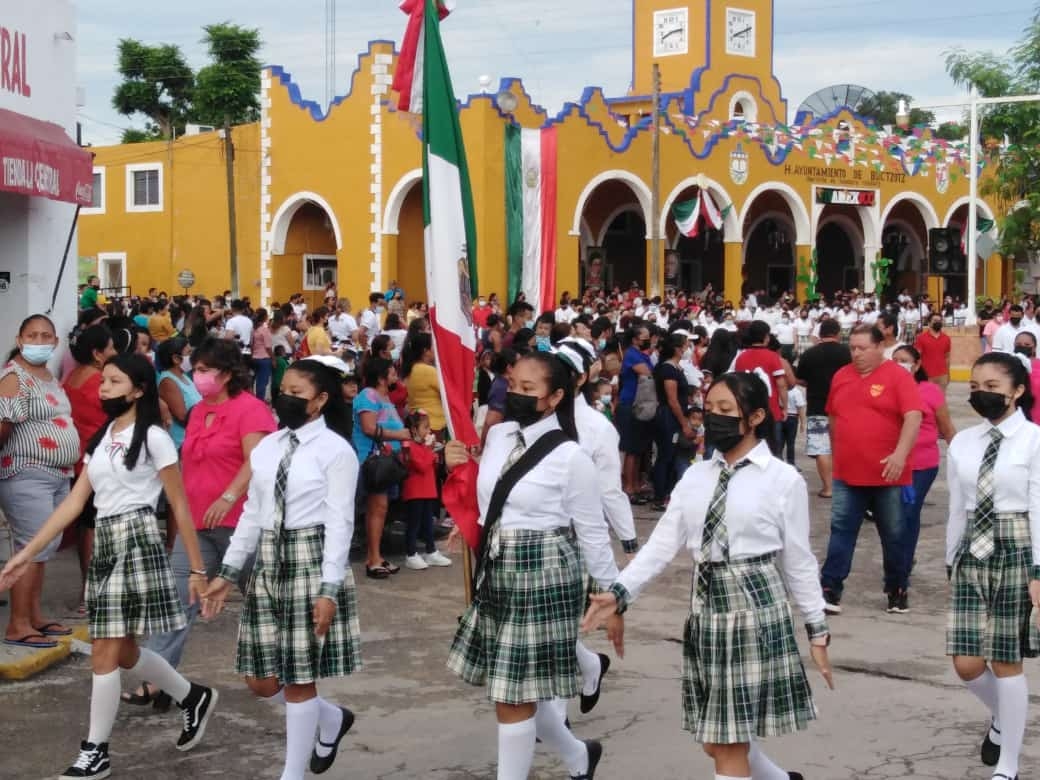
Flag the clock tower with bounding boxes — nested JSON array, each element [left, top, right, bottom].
[[632, 0, 778, 104]]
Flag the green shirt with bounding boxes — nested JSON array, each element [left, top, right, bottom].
[[79, 286, 98, 310]]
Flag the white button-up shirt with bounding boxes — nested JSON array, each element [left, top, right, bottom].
[[945, 408, 1040, 565], [991, 320, 1040, 354], [616, 441, 825, 626], [574, 395, 637, 548], [479, 414, 620, 588], [223, 417, 359, 587]]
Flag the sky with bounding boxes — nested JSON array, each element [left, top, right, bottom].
[[74, 0, 1038, 146]]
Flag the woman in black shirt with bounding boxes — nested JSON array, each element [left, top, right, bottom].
[[651, 333, 694, 510]]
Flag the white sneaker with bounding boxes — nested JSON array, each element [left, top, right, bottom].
[[422, 550, 452, 567], [404, 554, 428, 570]]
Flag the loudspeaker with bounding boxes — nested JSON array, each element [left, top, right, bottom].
[[928, 228, 964, 275]]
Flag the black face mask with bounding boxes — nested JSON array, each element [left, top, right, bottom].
[[704, 413, 745, 453], [1016, 345, 1035, 359], [101, 396, 134, 417], [505, 392, 545, 428], [1010, 318, 1023, 328], [969, 390, 1011, 422], [275, 395, 312, 430], [640, 339, 652, 351], [931, 323, 942, 332]]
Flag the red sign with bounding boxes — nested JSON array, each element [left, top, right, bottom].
[[0, 26, 31, 97], [0, 108, 93, 206], [815, 188, 876, 207]]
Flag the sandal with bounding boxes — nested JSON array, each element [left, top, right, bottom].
[[121, 687, 156, 706], [381, 559, 401, 575], [33, 622, 73, 637], [366, 564, 391, 579], [3, 634, 58, 649], [816, 491, 832, 499], [628, 494, 648, 506]]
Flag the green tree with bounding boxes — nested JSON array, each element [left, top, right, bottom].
[[192, 23, 263, 127], [112, 39, 195, 142], [857, 90, 935, 130]]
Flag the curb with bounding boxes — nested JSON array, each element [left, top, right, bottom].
[[0, 625, 90, 681]]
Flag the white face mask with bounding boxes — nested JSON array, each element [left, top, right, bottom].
[[897, 362, 915, 374], [600, 393, 612, 404]]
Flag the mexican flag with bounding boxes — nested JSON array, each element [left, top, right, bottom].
[[674, 190, 724, 238], [390, 0, 455, 113], [415, 0, 481, 551], [505, 125, 558, 311]]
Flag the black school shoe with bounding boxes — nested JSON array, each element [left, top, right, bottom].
[[982, 721, 1001, 766], [788, 773, 804, 780], [570, 740, 602, 780], [176, 683, 218, 751], [580, 654, 611, 714], [59, 741, 110, 779], [310, 707, 356, 774]]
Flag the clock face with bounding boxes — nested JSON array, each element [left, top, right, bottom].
[[653, 8, 689, 58], [726, 8, 756, 57]]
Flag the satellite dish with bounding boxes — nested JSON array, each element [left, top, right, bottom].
[[495, 90, 518, 113], [796, 84, 876, 120]]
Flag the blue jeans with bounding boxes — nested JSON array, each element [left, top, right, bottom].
[[781, 414, 799, 465], [652, 408, 681, 501], [820, 480, 908, 597], [253, 357, 273, 402], [903, 467, 939, 584]]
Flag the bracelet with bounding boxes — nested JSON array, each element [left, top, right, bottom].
[[219, 491, 237, 504], [189, 569, 208, 577]]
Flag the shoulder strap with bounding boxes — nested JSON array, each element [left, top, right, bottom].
[[477, 429, 571, 565]]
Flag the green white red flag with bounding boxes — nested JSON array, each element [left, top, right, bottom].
[[505, 125, 558, 312], [391, 0, 455, 113], [673, 189, 724, 238]]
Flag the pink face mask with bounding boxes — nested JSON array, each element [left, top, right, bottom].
[[193, 372, 224, 398]]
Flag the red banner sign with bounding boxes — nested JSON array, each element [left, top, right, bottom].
[[815, 187, 876, 207], [0, 108, 93, 206]]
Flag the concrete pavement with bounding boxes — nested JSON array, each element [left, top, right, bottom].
[[2, 382, 1039, 779]]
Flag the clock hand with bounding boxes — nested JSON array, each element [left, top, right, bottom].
[[732, 26, 752, 38], [662, 27, 683, 40]]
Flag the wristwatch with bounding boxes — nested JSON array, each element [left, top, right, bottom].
[[219, 492, 237, 504]]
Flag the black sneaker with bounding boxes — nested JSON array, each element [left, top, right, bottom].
[[176, 683, 218, 751], [981, 721, 1001, 766], [570, 740, 602, 780], [886, 589, 909, 614], [822, 588, 842, 615], [60, 741, 110, 779], [309, 707, 355, 775], [788, 773, 804, 780]]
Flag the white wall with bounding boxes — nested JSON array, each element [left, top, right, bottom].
[[0, 0, 79, 360]]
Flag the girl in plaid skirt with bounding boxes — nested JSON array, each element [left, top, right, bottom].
[[585, 372, 833, 780], [946, 352, 1040, 780], [444, 352, 624, 780], [0, 353, 217, 779], [202, 357, 361, 780]]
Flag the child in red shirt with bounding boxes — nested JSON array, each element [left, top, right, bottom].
[[402, 411, 452, 570]]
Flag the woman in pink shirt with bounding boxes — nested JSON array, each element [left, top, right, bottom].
[[1011, 331, 1040, 423], [893, 345, 957, 613], [127, 337, 276, 708]]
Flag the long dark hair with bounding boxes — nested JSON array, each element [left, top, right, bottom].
[[519, 352, 578, 440], [286, 359, 353, 441], [975, 352, 1035, 420], [893, 345, 930, 383], [85, 353, 162, 471], [190, 337, 251, 396], [714, 371, 774, 442], [401, 332, 432, 379], [70, 324, 114, 367], [701, 330, 739, 378]]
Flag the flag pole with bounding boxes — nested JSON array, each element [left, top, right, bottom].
[[462, 544, 474, 605]]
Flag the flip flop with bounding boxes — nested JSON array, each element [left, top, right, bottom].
[[817, 491, 832, 499], [366, 565, 391, 580], [3, 634, 58, 649], [33, 622, 73, 637], [380, 560, 401, 575]]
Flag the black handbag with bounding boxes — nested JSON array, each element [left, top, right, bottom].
[[361, 437, 408, 493]]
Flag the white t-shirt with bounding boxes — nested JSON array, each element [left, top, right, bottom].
[[359, 308, 382, 340], [774, 321, 795, 345], [86, 423, 179, 517], [224, 314, 254, 353], [328, 312, 357, 343], [786, 385, 807, 416]]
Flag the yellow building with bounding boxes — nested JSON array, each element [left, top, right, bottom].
[[80, 0, 1005, 311]]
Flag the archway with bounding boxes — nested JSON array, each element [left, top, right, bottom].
[[661, 183, 730, 294], [880, 197, 933, 300], [270, 196, 340, 309], [815, 206, 866, 297], [393, 181, 428, 305], [576, 175, 651, 293], [741, 191, 801, 302], [946, 201, 1000, 301]]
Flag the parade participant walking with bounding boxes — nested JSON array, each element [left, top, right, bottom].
[[583, 371, 832, 780], [0, 314, 81, 648], [445, 352, 623, 780], [0, 353, 217, 779], [914, 312, 952, 391], [795, 319, 850, 499], [946, 352, 1040, 780], [819, 325, 922, 614], [734, 321, 787, 455], [202, 358, 361, 780], [891, 345, 955, 614]]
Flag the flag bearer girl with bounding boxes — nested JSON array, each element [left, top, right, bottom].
[[202, 358, 361, 780], [445, 351, 624, 780], [584, 372, 832, 780], [0, 353, 218, 779], [945, 352, 1040, 780]]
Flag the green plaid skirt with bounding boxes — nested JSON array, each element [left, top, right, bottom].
[[447, 528, 584, 704], [87, 508, 187, 639], [683, 553, 816, 744], [237, 526, 362, 685], [946, 511, 1040, 663]]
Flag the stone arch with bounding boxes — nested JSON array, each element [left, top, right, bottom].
[[738, 181, 811, 245], [383, 168, 423, 236], [943, 196, 997, 228], [571, 170, 653, 238], [881, 191, 940, 232], [270, 191, 343, 254]]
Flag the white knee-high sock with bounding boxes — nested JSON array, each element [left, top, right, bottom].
[[994, 674, 1028, 779], [534, 700, 588, 776], [315, 697, 345, 758], [966, 668, 1002, 744], [748, 740, 788, 780], [575, 641, 601, 696], [715, 775, 751, 780], [280, 699, 320, 780], [87, 670, 122, 745], [127, 647, 191, 703], [497, 717, 537, 780]]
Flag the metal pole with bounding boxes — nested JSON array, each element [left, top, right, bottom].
[[224, 116, 240, 298], [967, 88, 979, 325], [462, 545, 474, 606], [650, 63, 661, 298]]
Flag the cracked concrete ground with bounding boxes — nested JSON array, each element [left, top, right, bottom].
[[3, 382, 1039, 779]]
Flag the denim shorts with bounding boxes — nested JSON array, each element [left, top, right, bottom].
[[0, 468, 70, 562]]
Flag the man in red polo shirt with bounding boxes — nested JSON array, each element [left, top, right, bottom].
[[914, 311, 952, 390], [734, 320, 788, 455], [820, 324, 922, 615]]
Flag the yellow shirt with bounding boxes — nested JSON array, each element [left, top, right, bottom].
[[306, 325, 331, 355], [406, 362, 446, 431], [148, 313, 175, 343]]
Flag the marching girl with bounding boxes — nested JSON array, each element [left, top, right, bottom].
[[584, 372, 832, 780], [946, 352, 1040, 780], [445, 351, 624, 780], [201, 357, 361, 780], [0, 353, 218, 779]]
